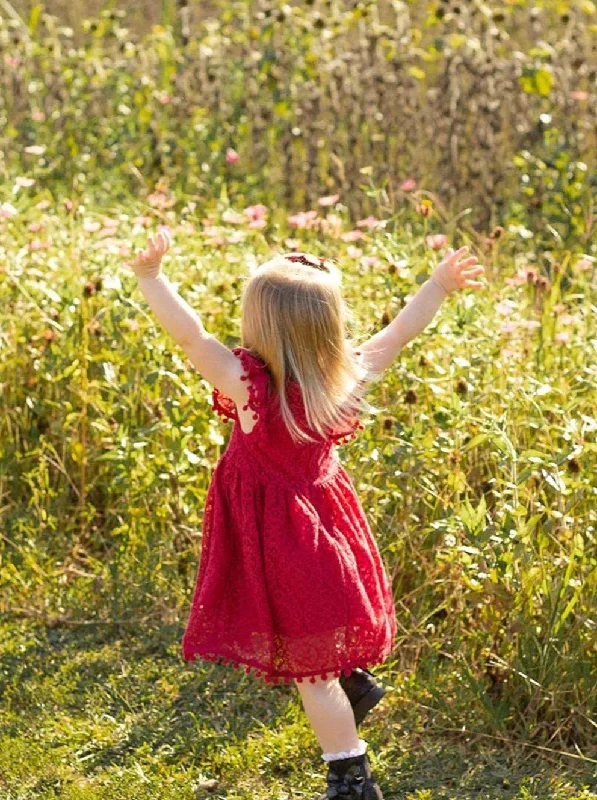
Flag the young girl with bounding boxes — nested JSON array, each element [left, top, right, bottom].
[[128, 233, 485, 799]]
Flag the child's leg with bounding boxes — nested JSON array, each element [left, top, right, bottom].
[[294, 676, 362, 755]]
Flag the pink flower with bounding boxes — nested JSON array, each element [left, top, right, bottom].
[[226, 230, 245, 244], [426, 234, 448, 249], [0, 202, 18, 218], [83, 220, 101, 233], [244, 204, 268, 221], [340, 229, 366, 242], [555, 331, 570, 344], [346, 245, 363, 258], [570, 91, 589, 101], [558, 313, 574, 325], [576, 258, 594, 271], [521, 320, 541, 330], [15, 176, 35, 187], [361, 256, 380, 269], [505, 267, 538, 286], [287, 210, 320, 229], [133, 215, 152, 228], [36, 199, 51, 210], [28, 222, 44, 232], [501, 321, 519, 333], [157, 92, 172, 105], [400, 178, 416, 191], [147, 191, 175, 209], [24, 145, 46, 155], [318, 193, 340, 207], [4, 55, 19, 68], [357, 216, 386, 230], [225, 148, 240, 164], [285, 238, 301, 249], [29, 238, 51, 251], [248, 218, 267, 229], [31, 111, 45, 122]]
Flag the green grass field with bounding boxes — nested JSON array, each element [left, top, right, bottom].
[[1, 618, 596, 799], [1, 196, 596, 798], [2, 1, 597, 795]]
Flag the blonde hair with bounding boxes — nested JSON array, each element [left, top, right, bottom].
[[239, 252, 380, 444]]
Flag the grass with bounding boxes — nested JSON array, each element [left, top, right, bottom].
[[1, 618, 596, 800], [2, 3, 597, 794], [1, 192, 596, 793]]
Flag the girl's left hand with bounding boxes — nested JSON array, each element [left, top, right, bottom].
[[127, 227, 172, 279], [431, 246, 485, 294]]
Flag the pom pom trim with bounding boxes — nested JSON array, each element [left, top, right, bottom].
[[211, 347, 269, 431], [185, 650, 390, 685]]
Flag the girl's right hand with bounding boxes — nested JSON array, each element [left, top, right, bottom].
[[127, 228, 172, 279], [431, 246, 485, 294]]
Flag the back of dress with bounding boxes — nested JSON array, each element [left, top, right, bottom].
[[182, 344, 396, 684], [211, 346, 365, 488]]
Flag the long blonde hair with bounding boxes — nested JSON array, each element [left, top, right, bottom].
[[239, 252, 380, 444]]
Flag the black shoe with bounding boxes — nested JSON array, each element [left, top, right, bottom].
[[315, 752, 384, 799], [339, 668, 386, 726]]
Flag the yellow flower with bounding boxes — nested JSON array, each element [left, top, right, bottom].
[[416, 199, 433, 218]]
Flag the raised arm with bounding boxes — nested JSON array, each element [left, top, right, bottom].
[[356, 246, 485, 376], [126, 230, 249, 404]]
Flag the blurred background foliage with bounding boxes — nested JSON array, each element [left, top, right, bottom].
[[1, 0, 596, 237], [1, 0, 596, 763]]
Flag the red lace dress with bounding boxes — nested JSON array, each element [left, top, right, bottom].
[[181, 346, 397, 684]]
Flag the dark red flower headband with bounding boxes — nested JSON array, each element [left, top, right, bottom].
[[283, 252, 334, 271]]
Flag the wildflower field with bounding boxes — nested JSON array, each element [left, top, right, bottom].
[[1, 1, 597, 798]]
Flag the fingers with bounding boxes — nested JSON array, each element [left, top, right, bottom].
[[128, 230, 171, 268], [463, 280, 485, 289], [455, 256, 480, 271], [446, 246, 485, 269], [151, 230, 171, 255], [461, 265, 485, 277], [147, 236, 158, 258], [158, 226, 172, 247], [447, 245, 469, 263]]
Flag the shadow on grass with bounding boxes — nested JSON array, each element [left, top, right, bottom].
[[0, 617, 296, 773], [1, 618, 596, 799]]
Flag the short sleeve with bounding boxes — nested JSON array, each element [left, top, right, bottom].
[[212, 346, 271, 424]]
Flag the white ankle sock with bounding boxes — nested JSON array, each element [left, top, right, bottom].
[[321, 738, 367, 762]]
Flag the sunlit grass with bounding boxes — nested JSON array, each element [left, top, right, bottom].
[[1, 618, 596, 799], [1, 190, 596, 800]]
